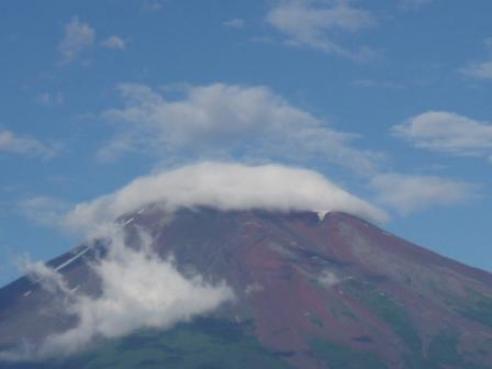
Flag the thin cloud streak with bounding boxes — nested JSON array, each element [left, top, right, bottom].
[[0, 130, 57, 159], [392, 111, 492, 160], [370, 173, 477, 215]]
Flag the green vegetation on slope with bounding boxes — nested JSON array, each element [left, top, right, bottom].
[[458, 290, 492, 328], [426, 330, 463, 368], [343, 279, 422, 354], [309, 339, 388, 369], [5, 318, 292, 369]]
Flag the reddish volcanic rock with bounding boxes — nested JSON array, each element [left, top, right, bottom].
[[1, 207, 492, 368]]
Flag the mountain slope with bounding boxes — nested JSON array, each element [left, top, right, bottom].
[[1, 207, 492, 369]]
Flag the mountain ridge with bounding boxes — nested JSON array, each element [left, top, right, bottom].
[[1, 208, 492, 368]]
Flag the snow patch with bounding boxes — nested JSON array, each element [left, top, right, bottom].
[[54, 247, 90, 272], [316, 210, 329, 221]]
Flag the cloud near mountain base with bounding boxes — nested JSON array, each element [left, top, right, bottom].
[[0, 226, 233, 360]]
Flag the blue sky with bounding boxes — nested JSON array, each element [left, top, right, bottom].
[[1, 0, 492, 286]]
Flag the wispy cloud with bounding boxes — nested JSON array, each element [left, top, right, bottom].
[[370, 173, 476, 214], [461, 37, 492, 80], [101, 36, 127, 50], [462, 61, 492, 80], [223, 18, 245, 29], [17, 196, 69, 228], [266, 0, 376, 58], [58, 17, 95, 64], [392, 111, 492, 160], [399, 0, 434, 10], [2, 227, 233, 360], [99, 82, 382, 174], [352, 79, 404, 89], [35, 92, 64, 106], [142, 0, 167, 12], [0, 130, 57, 159]]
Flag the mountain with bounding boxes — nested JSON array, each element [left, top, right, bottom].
[[1, 206, 492, 369]]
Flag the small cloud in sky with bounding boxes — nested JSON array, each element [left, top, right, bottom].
[[0, 130, 57, 159], [266, 0, 376, 59], [35, 92, 64, 106], [370, 173, 477, 215], [462, 61, 492, 80], [58, 17, 95, 64], [223, 18, 245, 29], [101, 36, 127, 50], [461, 37, 492, 80], [352, 79, 404, 89], [99, 82, 382, 175], [392, 111, 492, 161]]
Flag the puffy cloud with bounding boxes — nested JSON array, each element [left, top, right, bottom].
[[0, 130, 57, 159], [101, 36, 126, 50], [266, 0, 376, 57], [65, 162, 388, 233], [392, 111, 492, 159], [58, 17, 95, 64], [370, 173, 476, 214], [99, 83, 380, 174], [3, 227, 233, 360]]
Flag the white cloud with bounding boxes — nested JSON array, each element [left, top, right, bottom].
[[266, 0, 376, 57], [370, 173, 476, 214], [317, 270, 341, 287], [101, 36, 126, 50], [223, 18, 245, 29], [58, 17, 95, 64], [2, 227, 233, 360], [392, 111, 492, 159], [0, 130, 57, 159], [461, 37, 492, 80], [65, 162, 388, 233], [21, 258, 72, 296], [100, 83, 380, 174], [462, 61, 492, 80]]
